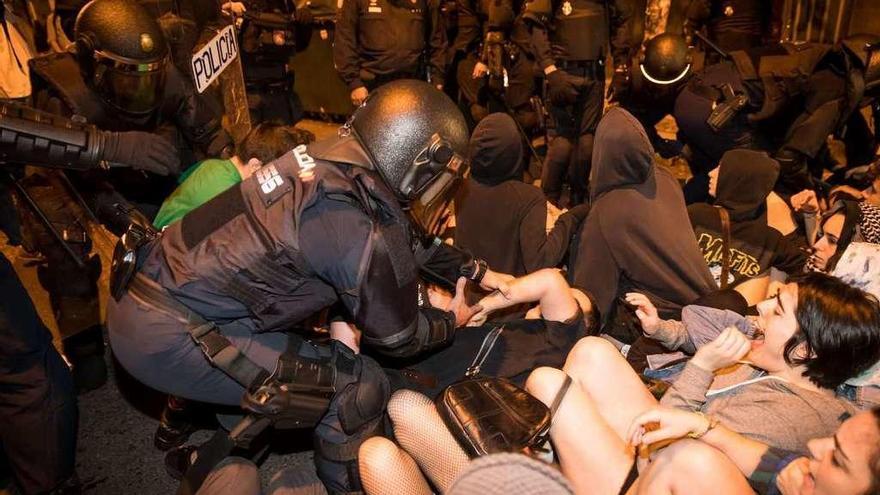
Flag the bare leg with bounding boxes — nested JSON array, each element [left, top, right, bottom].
[[563, 337, 657, 436], [359, 437, 432, 495], [387, 390, 471, 492], [526, 366, 635, 495], [633, 440, 754, 495]]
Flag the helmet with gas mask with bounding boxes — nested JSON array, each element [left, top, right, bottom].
[[346, 79, 469, 234], [74, 0, 170, 116]]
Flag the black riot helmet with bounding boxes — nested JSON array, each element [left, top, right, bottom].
[[75, 0, 170, 115], [640, 33, 693, 87], [345, 79, 469, 234]]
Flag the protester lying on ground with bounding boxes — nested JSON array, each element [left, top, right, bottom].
[[356, 268, 593, 491], [689, 149, 805, 305], [626, 406, 880, 495], [569, 107, 715, 344], [330, 268, 593, 396], [153, 123, 315, 228], [523, 272, 880, 495], [455, 113, 589, 277]]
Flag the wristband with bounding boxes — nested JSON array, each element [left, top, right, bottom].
[[463, 258, 488, 283]]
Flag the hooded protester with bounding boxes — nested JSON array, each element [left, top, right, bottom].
[[569, 107, 715, 344], [455, 113, 589, 277], [688, 149, 805, 300]]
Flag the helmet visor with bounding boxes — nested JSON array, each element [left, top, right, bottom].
[[408, 166, 462, 236], [95, 53, 167, 114]]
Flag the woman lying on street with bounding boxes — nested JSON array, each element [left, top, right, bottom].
[[523, 271, 880, 495]]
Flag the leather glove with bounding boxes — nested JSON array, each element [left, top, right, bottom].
[[102, 131, 179, 176], [546, 69, 582, 105]]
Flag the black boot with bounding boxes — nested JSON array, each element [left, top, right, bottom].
[[155, 395, 196, 451], [62, 325, 107, 392]]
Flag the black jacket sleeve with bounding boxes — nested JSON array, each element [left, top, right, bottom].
[[427, 0, 449, 85], [333, 0, 365, 89], [452, 0, 481, 55], [608, 0, 639, 69], [520, 201, 589, 273]]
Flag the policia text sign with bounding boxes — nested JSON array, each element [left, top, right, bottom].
[[192, 24, 239, 94]]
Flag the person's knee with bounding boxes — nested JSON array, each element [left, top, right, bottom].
[[649, 439, 734, 487], [387, 389, 432, 428], [359, 436, 404, 477], [525, 366, 569, 405], [563, 336, 620, 374], [197, 457, 260, 495]]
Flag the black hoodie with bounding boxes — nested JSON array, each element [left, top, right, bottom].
[[570, 108, 715, 342], [688, 150, 805, 288], [456, 113, 589, 276]]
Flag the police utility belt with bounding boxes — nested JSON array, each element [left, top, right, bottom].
[[110, 222, 271, 392]]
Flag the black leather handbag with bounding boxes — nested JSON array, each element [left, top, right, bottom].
[[435, 326, 565, 458]]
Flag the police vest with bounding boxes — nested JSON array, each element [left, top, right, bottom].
[[157, 145, 412, 332], [550, 0, 606, 61], [358, 0, 429, 58]]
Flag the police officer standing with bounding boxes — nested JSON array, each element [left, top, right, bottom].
[[451, 0, 535, 129], [19, 0, 230, 390], [333, 0, 448, 106], [522, 0, 629, 206]]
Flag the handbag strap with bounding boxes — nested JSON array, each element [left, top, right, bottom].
[[716, 206, 732, 289], [549, 374, 572, 415], [465, 325, 505, 377]]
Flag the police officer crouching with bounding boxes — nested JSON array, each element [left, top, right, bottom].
[[106, 80, 511, 493]]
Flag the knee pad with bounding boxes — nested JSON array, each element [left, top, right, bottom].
[[313, 349, 390, 494]]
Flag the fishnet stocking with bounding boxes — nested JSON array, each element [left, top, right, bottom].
[[387, 390, 470, 493], [359, 437, 433, 495]]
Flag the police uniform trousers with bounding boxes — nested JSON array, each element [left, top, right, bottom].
[[0, 253, 77, 493], [542, 63, 604, 206], [106, 255, 288, 406], [456, 52, 537, 130]]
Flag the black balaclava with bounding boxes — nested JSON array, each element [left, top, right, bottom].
[[714, 149, 780, 222], [468, 112, 525, 186]]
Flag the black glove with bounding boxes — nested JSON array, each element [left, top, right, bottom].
[[607, 65, 630, 103], [101, 131, 179, 176], [546, 69, 582, 105]]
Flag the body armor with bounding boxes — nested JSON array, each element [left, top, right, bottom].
[[550, 0, 606, 61], [158, 144, 413, 334]]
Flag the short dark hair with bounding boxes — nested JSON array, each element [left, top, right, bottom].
[[783, 272, 880, 390], [234, 123, 315, 165]]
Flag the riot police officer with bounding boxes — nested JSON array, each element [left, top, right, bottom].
[[0, 101, 189, 494], [451, 0, 535, 129], [19, 0, 230, 390], [229, 0, 313, 124], [682, 0, 774, 54], [522, 0, 627, 206], [333, 0, 448, 107], [672, 37, 879, 198], [105, 80, 511, 493]]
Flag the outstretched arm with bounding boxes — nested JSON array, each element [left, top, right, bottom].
[[469, 268, 583, 325]]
